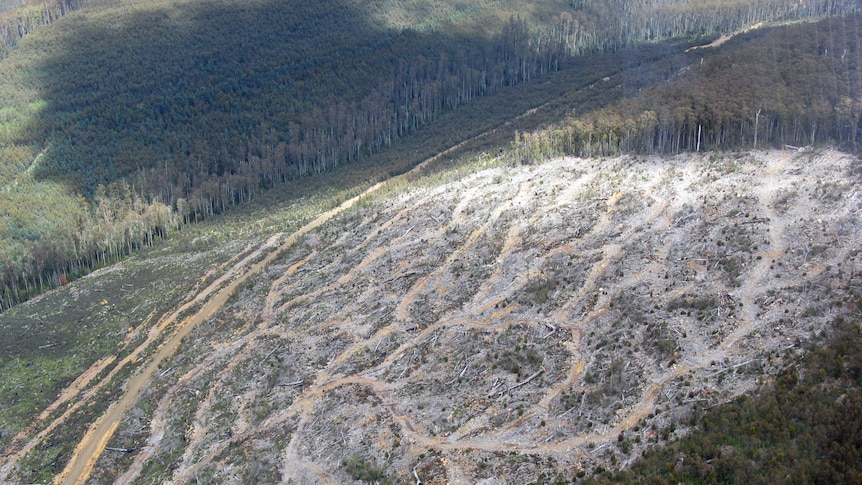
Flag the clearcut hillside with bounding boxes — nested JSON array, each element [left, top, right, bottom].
[[3, 146, 860, 484], [0, 4, 861, 484]]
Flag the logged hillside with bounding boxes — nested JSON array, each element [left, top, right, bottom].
[[2, 146, 861, 484], [0, 3, 861, 482], [1, 0, 860, 312]]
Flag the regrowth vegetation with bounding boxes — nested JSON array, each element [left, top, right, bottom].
[[583, 318, 862, 484]]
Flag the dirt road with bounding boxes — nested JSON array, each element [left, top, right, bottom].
[[46, 117, 506, 485]]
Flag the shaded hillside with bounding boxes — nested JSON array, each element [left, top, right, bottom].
[[514, 14, 862, 160], [0, 0, 574, 312]]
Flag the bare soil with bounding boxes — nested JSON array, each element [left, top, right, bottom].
[[3, 148, 861, 484]]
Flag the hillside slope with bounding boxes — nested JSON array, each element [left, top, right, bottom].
[[3, 146, 859, 483], [0, 4, 861, 484], [1, 0, 859, 313]]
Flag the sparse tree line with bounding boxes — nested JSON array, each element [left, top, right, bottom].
[[1, 0, 860, 311], [511, 13, 862, 162], [0, 0, 87, 59], [553, 0, 861, 55], [0, 181, 178, 311]]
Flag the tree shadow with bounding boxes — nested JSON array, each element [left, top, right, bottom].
[[20, 1, 376, 190], [23, 0, 511, 195]]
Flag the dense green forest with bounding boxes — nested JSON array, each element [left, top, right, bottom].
[[0, 0, 860, 310], [512, 14, 862, 161]]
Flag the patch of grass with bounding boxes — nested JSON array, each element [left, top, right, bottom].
[[15, 360, 136, 483], [342, 454, 398, 484]]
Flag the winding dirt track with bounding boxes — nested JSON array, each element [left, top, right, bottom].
[[43, 117, 504, 485], [151, 149, 846, 484], [4, 144, 857, 484], [51, 237, 301, 484]]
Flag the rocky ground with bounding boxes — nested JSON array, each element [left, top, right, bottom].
[[6, 148, 862, 484]]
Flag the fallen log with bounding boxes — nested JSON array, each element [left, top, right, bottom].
[[491, 368, 545, 397], [105, 447, 135, 453]]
